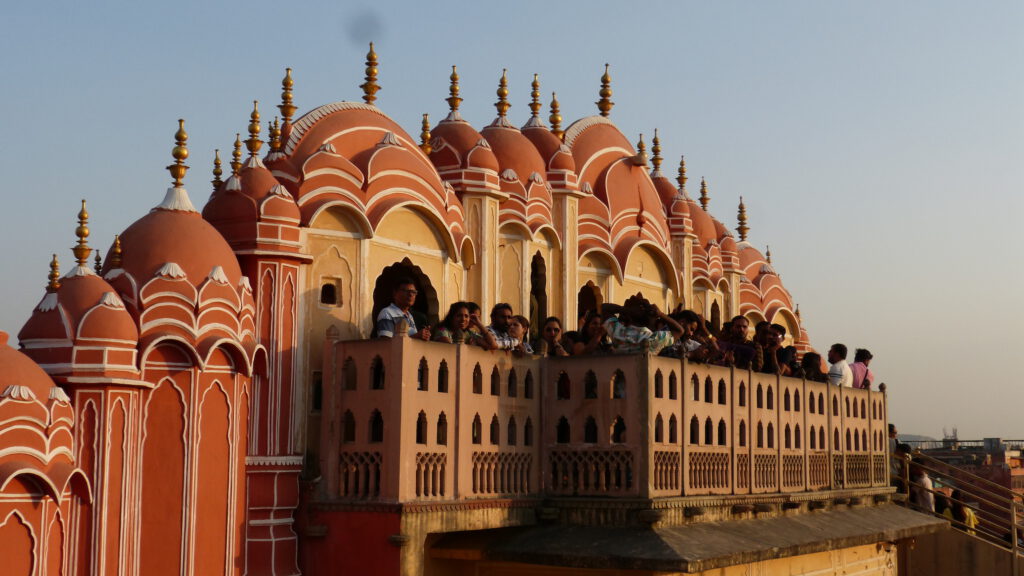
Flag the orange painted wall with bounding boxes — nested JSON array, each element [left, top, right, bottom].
[[302, 511, 401, 576]]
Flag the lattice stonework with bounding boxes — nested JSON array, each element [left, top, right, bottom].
[[736, 453, 750, 490], [753, 454, 778, 490], [471, 451, 532, 495], [549, 450, 634, 495], [782, 455, 804, 488], [872, 454, 887, 485], [415, 452, 447, 499], [688, 451, 730, 490], [338, 451, 382, 499], [846, 454, 871, 486], [808, 452, 830, 488], [653, 450, 681, 491]]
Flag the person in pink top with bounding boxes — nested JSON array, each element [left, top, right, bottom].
[[849, 348, 874, 389]]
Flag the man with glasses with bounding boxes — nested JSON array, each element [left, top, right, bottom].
[[486, 303, 519, 351], [376, 278, 430, 340]]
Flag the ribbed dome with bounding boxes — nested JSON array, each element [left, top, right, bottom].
[[0, 331, 54, 399], [20, 268, 138, 345], [430, 120, 499, 172]]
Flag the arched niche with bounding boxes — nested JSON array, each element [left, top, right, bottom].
[[371, 258, 440, 334]]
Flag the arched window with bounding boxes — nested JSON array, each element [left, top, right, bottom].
[[654, 370, 664, 398], [416, 411, 428, 444], [767, 423, 775, 448], [417, 358, 429, 391], [794, 390, 801, 412], [819, 394, 825, 415], [669, 373, 678, 399], [704, 377, 713, 404], [343, 357, 357, 390], [436, 413, 448, 445], [490, 415, 500, 445], [718, 379, 727, 405], [766, 386, 774, 410], [832, 396, 839, 416], [810, 426, 816, 449], [854, 430, 860, 451], [689, 416, 700, 445], [584, 370, 598, 399], [757, 422, 764, 448], [370, 410, 384, 443], [611, 417, 626, 443], [490, 367, 500, 396], [820, 427, 826, 450], [558, 371, 571, 400], [584, 417, 598, 443], [472, 414, 482, 444], [556, 417, 570, 444], [507, 417, 517, 446], [371, 357, 385, 390], [845, 397, 851, 417], [524, 371, 535, 399], [861, 399, 867, 420], [717, 419, 727, 446], [654, 414, 664, 443], [795, 425, 802, 449], [692, 374, 700, 401], [669, 415, 678, 443], [704, 417, 713, 445], [739, 420, 747, 447], [808, 392, 815, 414], [756, 384, 764, 408], [738, 382, 746, 407], [612, 370, 626, 399], [524, 418, 534, 446], [834, 428, 840, 450], [846, 429, 852, 451], [342, 410, 355, 443], [852, 397, 858, 417], [784, 424, 792, 449], [784, 389, 791, 411], [507, 369, 518, 397], [862, 430, 868, 452], [438, 360, 449, 393], [319, 281, 340, 306], [473, 364, 483, 394]]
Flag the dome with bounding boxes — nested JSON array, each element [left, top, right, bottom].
[[652, 174, 679, 210], [113, 188, 243, 287], [430, 119, 499, 172], [0, 331, 55, 400], [521, 124, 576, 172], [20, 268, 138, 345], [480, 124, 548, 190]]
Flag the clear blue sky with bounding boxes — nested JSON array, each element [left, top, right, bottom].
[[2, 1, 1021, 439]]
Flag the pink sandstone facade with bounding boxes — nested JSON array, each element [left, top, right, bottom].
[[0, 47, 940, 576]]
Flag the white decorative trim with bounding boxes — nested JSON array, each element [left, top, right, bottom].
[[99, 292, 125, 309], [208, 266, 230, 284], [760, 264, 775, 275], [522, 116, 546, 129], [63, 265, 97, 279], [500, 168, 519, 182], [266, 151, 286, 162], [475, 138, 492, 150], [529, 172, 544, 185], [36, 293, 59, 312], [245, 156, 267, 169], [377, 132, 401, 147], [156, 262, 188, 279], [563, 115, 616, 148], [651, 169, 664, 178], [268, 184, 291, 198], [284, 101, 389, 155], [245, 455, 305, 466], [581, 182, 594, 194], [443, 110, 464, 122], [104, 268, 125, 280], [489, 116, 515, 128], [156, 186, 198, 213], [1, 385, 37, 401], [225, 175, 242, 191], [48, 386, 71, 403], [558, 144, 571, 154], [239, 276, 252, 291], [318, 142, 337, 154]]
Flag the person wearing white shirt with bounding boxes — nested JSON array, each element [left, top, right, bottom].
[[827, 343, 854, 387]]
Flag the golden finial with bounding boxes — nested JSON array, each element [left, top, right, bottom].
[[446, 65, 463, 114], [549, 91, 563, 140], [46, 254, 60, 292], [231, 134, 243, 176], [420, 113, 432, 154], [635, 134, 648, 166], [245, 101, 262, 157], [211, 149, 223, 190], [737, 196, 749, 241], [766, 245, 772, 264], [699, 177, 709, 211], [651, 129, 662, 173], [72, 199, 91, 267], [494, 69, 510, 119], [279, 68, 296, 126], [528, 74, 542, 119], [361, 42, 380, 105], [596, 63, 614, 117], [268, 117, 282, 153], [168, 119, 189, 188], [676, 155, 688, 194], [110, 235, 123, 269], [795, 304, 801, 320], [94, 249, 102, 271]]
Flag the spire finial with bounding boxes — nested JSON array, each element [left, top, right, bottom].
[[446, 65, 463, 114], [766, 245, 772, 264], [529, 74, 542, 119], [737, 196, 749, 241], [47, 254, 61, 292], [676, 155, 688, 195], [596, 63, 614, 117], [231, 134, 243, 176], [651, 129, 662, 173], [635, 134, 648, 166], [279, 68, 296, 127], [211, 149, 223, 190], [361, 42, 380, 105], [549, 91, 563, 140], [494, 69, 510, 119], [110, 235, 123, 269], [420, 113, 432, 154], [699, 177, 709, 211], [795, 304, 802, 320], [94, 249, 102, 271], [72, 199, 91, 267], [168, 119, 189, 187], [268, 117, 282, 153], [245, 101, 262, 158]]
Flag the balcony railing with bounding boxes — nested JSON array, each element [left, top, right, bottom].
[[319, 331, 890, 503]]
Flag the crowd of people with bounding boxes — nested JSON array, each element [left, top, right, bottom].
[[375, 278, 877, 388]]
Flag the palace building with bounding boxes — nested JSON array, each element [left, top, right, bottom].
[[0, 46, 941, 576]]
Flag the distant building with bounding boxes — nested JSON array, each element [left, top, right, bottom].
[[0, 48, 940, 575]]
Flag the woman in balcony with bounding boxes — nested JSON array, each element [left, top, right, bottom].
[[566, 310, 612, 356], [533, 316, 570, 357], [432, 302, 497, 350]]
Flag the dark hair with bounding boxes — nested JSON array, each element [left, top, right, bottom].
[[440, 302, 469, 330], [830, 343, 848, 359], [513, 314, 530, 331], [542, 316, 562, 329], [801, 352, 822, 370], [755, 320, 770, 331], [855, 348, 873, 362], [581, 310, 603, 336], [466, 301, 481, 315], [679, 310, 700, 325], [888, 423, 897, 434], [731, 315, 747, 324], [771, 323, 787, 336], [394, 277, 416, 290], [491, 303, 513, 317]]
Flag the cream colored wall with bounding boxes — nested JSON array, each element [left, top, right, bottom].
[[622, 245, 674, 310]]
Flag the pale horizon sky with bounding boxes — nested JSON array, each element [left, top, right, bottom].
[[2, 1, 1021, 440]]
